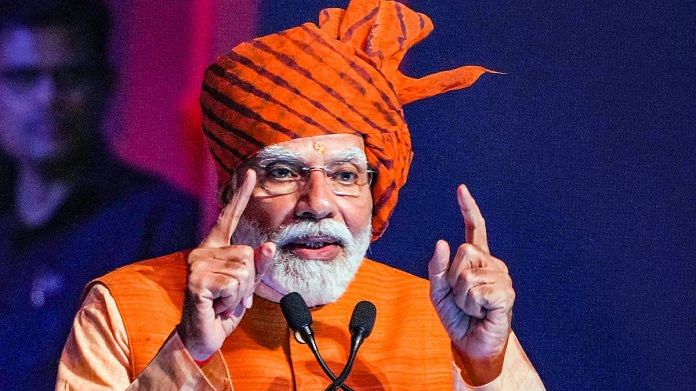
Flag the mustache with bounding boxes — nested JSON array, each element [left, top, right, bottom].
[[270, 220, 353, 247]]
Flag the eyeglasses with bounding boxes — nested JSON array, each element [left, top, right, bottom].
[[253, 160, 376, 197]]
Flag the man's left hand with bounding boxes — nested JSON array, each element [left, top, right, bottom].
[[428, 185, 514, 385]]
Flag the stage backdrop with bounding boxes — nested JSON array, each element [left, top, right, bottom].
[[109, 1, 694, 389], [105, 0, 260, 231]]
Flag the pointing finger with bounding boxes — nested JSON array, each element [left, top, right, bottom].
[[457, 184, 490, 254], [202, 169, 257, 248]]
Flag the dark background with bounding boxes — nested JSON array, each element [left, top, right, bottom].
[[258, 1, 695, 389]]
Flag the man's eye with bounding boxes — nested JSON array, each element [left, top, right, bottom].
[[266, 165, 299, 180], [332, 169, 359, 184]]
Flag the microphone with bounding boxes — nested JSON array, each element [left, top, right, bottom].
[[326, 301, 377, 391], [280, 292, 353, 391]]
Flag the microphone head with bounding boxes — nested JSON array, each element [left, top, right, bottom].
[[349, 301, 376, 338], [280, 292, 313, 331]]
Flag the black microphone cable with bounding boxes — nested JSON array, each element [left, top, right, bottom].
[[280, 292, 354, 391], [326, 301, 377, 391]]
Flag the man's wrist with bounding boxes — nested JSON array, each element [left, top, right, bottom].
[[451, 340, 507, 386], [176, 323, 215, 362]]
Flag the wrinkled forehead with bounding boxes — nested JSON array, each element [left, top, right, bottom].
[[252, 134, 368, 165]]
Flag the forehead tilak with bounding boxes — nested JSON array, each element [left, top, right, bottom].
[[313, 141, 325, 154]]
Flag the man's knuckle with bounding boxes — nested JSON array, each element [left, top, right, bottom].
[[463, 244, 479, 257], [209, 274, 227, 287], [189, 270, 208, 286], [228, 277, 241, 289], [456, 243, 468, 255], [187, 250, 204, 265], [470, 286, 483, 300], [463, 268, 479, 279], [229, 245, 254, 260], [236, 268, 252, 282], [241, 246, 255, 259], [189, 261, 206, 274]]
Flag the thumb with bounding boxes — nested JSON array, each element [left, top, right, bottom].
[[428, 240, 451, 300], [244, 242, 277, 310], [255, 242, 276, 282]]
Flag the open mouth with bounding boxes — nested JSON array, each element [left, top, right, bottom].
[[282, 236, 343, 260]]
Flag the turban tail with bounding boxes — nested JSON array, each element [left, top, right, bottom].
[[201, 0, 491, 240]]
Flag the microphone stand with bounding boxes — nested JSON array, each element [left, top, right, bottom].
[[325, 331, 366, 391], [281, 292, 354, 391], [299, 325, 354, 391], [326, 300, 377, 391]]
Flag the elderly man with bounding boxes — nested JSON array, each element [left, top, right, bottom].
[[58, 1, 544, 389]]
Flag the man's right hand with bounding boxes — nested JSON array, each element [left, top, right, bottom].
[[177, 169, 276, 361]]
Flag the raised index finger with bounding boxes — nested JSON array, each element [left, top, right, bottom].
[[457, 184, 490, 254], [202, 169, 256, 248]]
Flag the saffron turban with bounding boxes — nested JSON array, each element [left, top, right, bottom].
[[201, 0, 491, 240]]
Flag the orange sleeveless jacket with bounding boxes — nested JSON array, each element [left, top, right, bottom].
[[96, 251, 456, 389]]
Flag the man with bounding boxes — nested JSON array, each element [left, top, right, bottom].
[[0, 1, 199, 388], [58, 1, 544, 389]]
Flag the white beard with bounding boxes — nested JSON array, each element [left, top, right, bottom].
[[232, 218, 371, 307]]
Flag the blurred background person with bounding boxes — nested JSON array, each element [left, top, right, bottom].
[[0, 1, 200, 388]]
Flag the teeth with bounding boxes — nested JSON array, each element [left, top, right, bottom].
[[288, 237, 339, 249], [304, 242, 325, 249], [295, 241, 334, 249]]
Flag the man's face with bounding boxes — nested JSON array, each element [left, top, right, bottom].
[[0, 25, 107, 167], [232, 133, 374, 306]]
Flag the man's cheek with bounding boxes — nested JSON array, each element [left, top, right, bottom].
[[342, 198, 373, 232], [245, 198, 291, 229]]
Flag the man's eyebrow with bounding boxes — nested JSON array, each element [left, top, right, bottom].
[[327, 147, 368, 165], [254, 147, 304, 166], [253, 145, 368, 166]]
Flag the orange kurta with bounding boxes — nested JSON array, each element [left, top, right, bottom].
[[96, 251, 456, 389]]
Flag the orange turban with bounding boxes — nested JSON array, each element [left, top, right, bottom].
[[201, 0, 491, 240]]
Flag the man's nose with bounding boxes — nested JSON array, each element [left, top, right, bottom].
[[294, 170, 337, 220]]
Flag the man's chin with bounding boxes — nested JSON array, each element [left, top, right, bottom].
[[255, 274, 351, 308], [259, 252, 363, 308]]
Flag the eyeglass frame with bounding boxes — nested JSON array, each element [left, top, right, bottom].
[[249, 159, 377, 197]]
